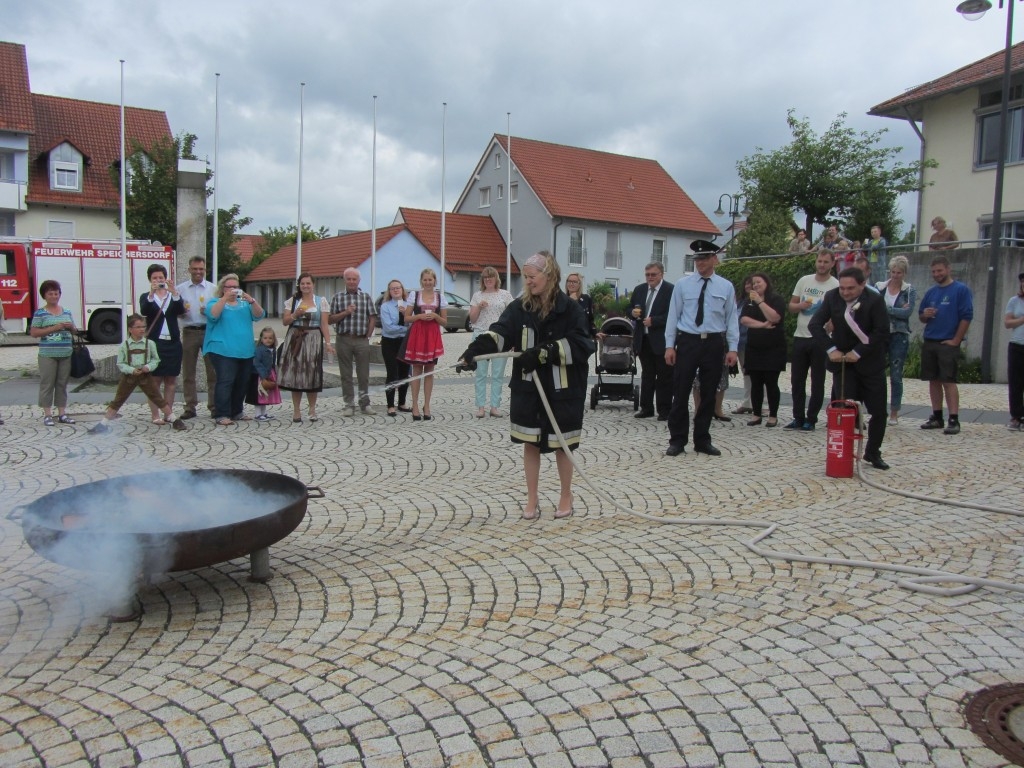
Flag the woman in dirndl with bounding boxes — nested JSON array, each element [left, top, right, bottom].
[[140, 264, 185, 425], [279, 272, 333, 423], [402, 268, 448, 420]]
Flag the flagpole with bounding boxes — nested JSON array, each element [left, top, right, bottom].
[[296, 82, 305, 280], [211, 72, 220, 284], [506, 113, 512, 289], [440, 102, 446, 294], [371, 95, 377, 298], [119, 59, 128, 342]]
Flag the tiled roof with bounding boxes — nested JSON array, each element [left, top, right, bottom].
[[231, 234, 265, 264], [27, 94, 172, 209], [397, 207, 519, 274], [869, 41, 1024, 121], [493, 135, 719, 235], [0, 42, 34, 134], [245, 226, 405, 282]]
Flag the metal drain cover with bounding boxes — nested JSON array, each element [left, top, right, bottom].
[[966, 684, 1024, 766]]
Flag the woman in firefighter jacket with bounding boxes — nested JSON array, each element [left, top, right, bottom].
[[460, 251, 595, 521]]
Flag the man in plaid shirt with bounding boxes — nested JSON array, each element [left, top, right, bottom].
[[329, 268, 378, 416]]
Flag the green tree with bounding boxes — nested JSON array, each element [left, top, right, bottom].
[[736, 110, 933, 244], [207, 204, 254, 279], [728, 194, 792, 258], [248, 223, 330, 271], [112, 132, 204, 246]]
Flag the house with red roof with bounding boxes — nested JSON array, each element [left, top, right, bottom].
[[454, 135, 719, 293], [869, 42, 1024, 247], [244, 208, 513, 317], [0, 41, 172, 241]]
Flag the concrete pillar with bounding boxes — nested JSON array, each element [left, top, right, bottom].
[[176, 159, 208, 285]]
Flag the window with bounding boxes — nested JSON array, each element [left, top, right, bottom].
[[604, 231, 622, 270], [497, 184, 503, 200], [49, 143, 82, 191], [0, 212, 13, 237], [510, 182, 518, 203], [975, 77, 1024, 169], [47, 219, 74, 238], [0, 152, 14, 181], [652, 238, 666, 266], [976, 106, 1024, 167], [479, 187, 491, 208], [569, 228, 586, 266], [980, 218, 1024, 248], [494, 152, 502, 169]]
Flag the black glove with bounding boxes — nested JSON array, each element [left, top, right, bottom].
[[519, 342, 557, 373], [458, 334, 498, 372]]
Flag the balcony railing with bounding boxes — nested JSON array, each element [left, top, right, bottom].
[[0, 180, 27, 212], [568, 245, 587, 266]]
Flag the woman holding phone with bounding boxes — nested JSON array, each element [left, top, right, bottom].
[[203, 273, 266, 426]]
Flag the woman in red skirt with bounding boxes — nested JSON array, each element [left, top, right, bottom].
[[401, 268, 448, 420]]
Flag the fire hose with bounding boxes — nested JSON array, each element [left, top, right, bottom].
[[389, 352, 1023, 598]]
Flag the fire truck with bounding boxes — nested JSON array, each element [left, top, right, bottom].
[[0, 240, 175, 343]]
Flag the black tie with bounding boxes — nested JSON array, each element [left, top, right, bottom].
[[695, 278, 709, 327]]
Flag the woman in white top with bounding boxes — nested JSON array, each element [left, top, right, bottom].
[[469, 267, 515, 417]]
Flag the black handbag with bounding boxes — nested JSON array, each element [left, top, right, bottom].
[[70, 338, 95, 378]]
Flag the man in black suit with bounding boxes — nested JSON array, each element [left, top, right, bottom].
[[630, 262, 674, 420], [809, 266, 891, 470]]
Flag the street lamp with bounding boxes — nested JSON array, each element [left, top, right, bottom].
[[713, 193, 751, 255], [956, 0, 1017, 382]]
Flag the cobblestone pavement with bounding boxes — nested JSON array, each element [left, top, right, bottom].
[[2, 337, 1023, 767]]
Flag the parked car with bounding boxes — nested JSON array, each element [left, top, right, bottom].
[[443, 291, 472, 333]]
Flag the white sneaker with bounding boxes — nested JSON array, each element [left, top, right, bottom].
[[342, 405, 355, 417], [254, 414, 270, 422], [360, 405, 376, 416], [1008, 419, 1021, 431]]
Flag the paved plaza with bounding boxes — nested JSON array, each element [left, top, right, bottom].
[[1, 335, 1023, 767]]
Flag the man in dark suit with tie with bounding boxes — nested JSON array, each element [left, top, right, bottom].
[[630, 262, 674, 420], [808, 266, 891, 470]]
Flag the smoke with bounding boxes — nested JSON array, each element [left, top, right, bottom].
[[23, 471, 297, 622]]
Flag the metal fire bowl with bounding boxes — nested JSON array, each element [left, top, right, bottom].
[[21, 469, 312, 574]]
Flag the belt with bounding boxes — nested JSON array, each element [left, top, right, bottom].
[[678, 331, 724, 341], [184, 325, 207, 330], [339, 333, 368, 338], [159, 335, 172, 341]]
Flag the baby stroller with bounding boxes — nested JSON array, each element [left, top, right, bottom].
[[590, 317, 639, 410]]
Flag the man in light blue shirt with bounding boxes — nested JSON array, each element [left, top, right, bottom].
[[664, 252, 739, 457]]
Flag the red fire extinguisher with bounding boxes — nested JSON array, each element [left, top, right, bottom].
[[825, 362, 862, 478]]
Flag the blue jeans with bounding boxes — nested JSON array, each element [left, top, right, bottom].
[[474, 356, 507, 408], [208, 353, 252, 419], [888, 333, 909, 412]]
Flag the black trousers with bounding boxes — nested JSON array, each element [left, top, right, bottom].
[[638, 335, 673, 415], [668, 334, 724, 448], [748, 370, 781, 418], [380, 336, 409, 408], [830, 365, 887, 457], [1009, 342, 1024, 421], [790, 336, 828, 424]]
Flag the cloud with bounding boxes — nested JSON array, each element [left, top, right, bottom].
[[11, 0, 1021, 240]]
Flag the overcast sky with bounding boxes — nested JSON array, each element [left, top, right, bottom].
[[10, 0, 1023, 241]]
